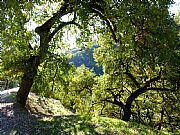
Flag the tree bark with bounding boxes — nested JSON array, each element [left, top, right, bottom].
[[16, 1, 74, 107], [122, 105, 132, 121], [16, 56, 40, 107], [121, 72, 162, 121], [16, 73, 34, 107]]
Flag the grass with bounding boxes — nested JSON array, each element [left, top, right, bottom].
[[27, 93, 179, 135], [5, 92, 180, 135], [39, 115, 171, 135]]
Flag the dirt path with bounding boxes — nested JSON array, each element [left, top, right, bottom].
[[0, 89, 50, 135], [0, 88, 75, 135], [0, 87, 19, 103]]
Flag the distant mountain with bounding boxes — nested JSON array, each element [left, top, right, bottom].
[[69, 44, 103, 75]]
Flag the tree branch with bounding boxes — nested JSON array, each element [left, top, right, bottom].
[[28, 43, 33, 50], [125, 71, 140, 88], [90, 7, 119, 43], [49, 21, 81, 40], [103, 98, 124, 109], [145, 70, 162, 87], [103, 88, 125, 108], [35, 0, 74, 35], [126, 70, 162, 107]]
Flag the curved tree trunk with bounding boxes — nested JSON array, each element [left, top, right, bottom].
[[16, 56, 40, 107], [16, 73, 35, 107], [122, 106, 132, 121], [121, 72, 162, 121], [15, 0, 113, 107]]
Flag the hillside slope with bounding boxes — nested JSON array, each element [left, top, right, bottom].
[[26, 93, 175, 135], [69, 45, 103, 75], [1, 91, 177, 135]]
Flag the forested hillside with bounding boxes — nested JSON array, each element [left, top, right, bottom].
[[0, 0, 180, 134], [69, 44, 103, 75]]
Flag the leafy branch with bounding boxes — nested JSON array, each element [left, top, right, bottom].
[[90, 5, 120, 44], [49, 12, 81, 40]]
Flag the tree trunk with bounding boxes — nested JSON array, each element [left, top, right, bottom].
[[16, 56, 40, 107], [16, 72, 35, 107], [122, 106, 132, 121]]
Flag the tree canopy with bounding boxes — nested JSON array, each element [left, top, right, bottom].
[[0, 0, 180, 132]]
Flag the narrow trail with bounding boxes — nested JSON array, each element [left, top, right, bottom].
[[0, 88, 75, 135], [0, 88, 50, 135], [0, 87, 19, 103]]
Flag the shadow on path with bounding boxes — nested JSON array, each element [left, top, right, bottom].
[[0, 103, 101, 135], [0, 102, 46, 135], [0, 93, 101, 135]]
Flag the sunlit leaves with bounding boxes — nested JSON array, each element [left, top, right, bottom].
[[0, 0, 179, 131], [65, 65, 95, 114]]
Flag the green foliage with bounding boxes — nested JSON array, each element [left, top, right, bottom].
[[53, 65, 96, 114], [32, 52, 71, 97], [92, 0, 180, 130], [74, 5, 176, 131], [69, 45, 103, 75], [0, 1, 33, 79], [0, 0, 180, 133]]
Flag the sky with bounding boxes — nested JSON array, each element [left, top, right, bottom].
[[169, 0, 180, 14]]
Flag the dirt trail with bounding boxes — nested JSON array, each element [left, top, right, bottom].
[[0, 89, 49, 135], [0, 87, 19, 100]]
